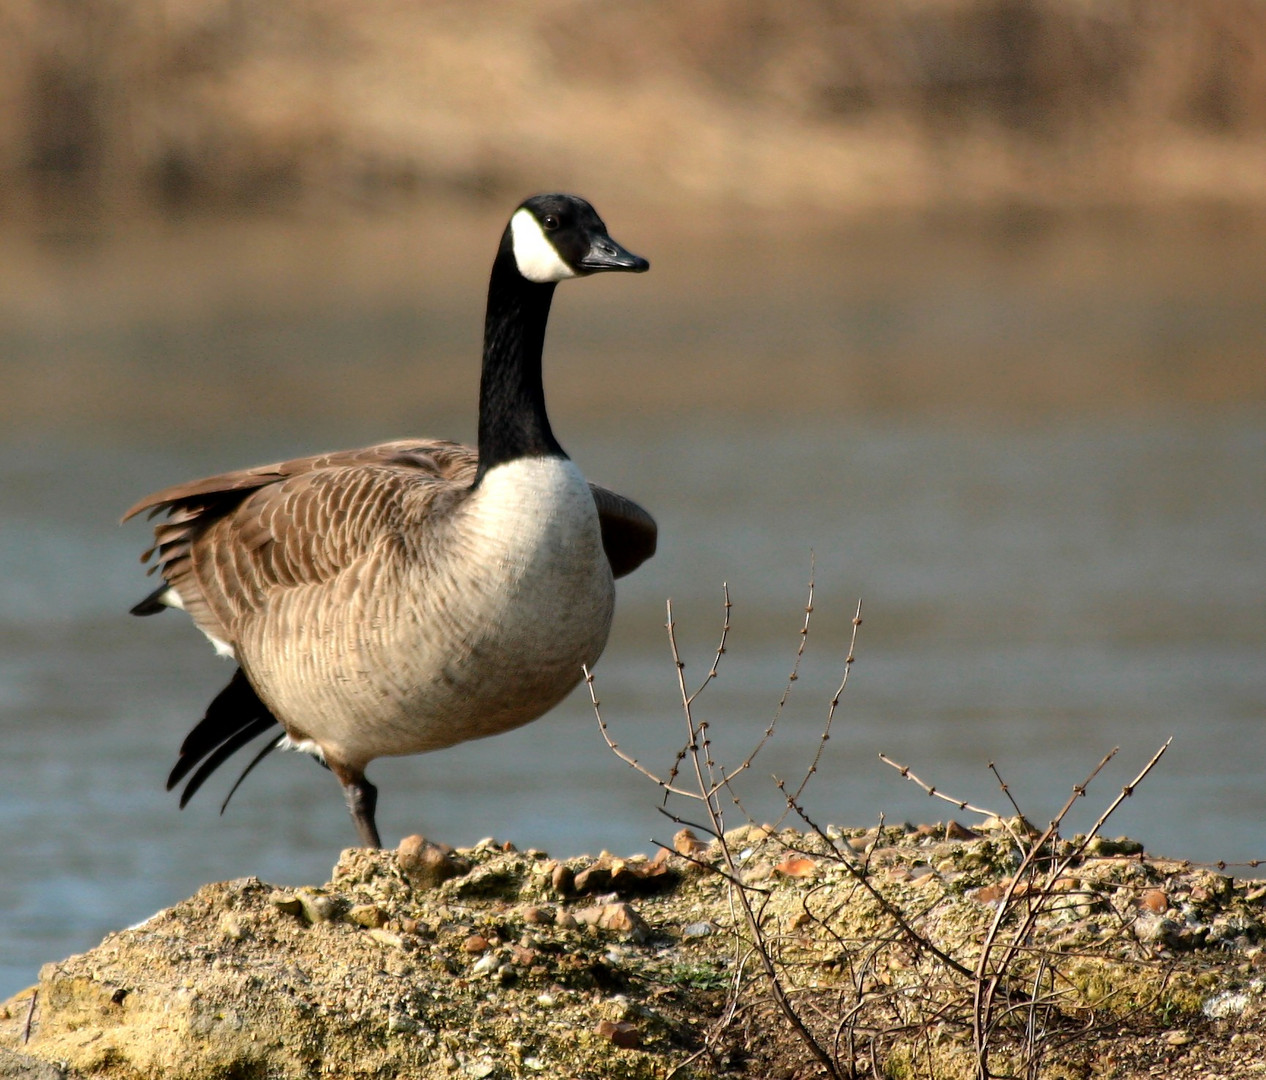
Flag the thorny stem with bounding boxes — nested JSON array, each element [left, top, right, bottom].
[[663, 589, 845, 1079], [586, 666, 701, 800], [593, 583, 1175, 1080], [21, 990, 36, 1045], [773, 597, 863, 824], [989, 759, 1030, 824], [783, 785, 976, 980], [878, 754, 1028, 852], [730, 558, 818, 786], [972, 740, 1171, 1079]]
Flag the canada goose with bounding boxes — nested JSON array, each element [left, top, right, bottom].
[[124, 194, 654, 848]]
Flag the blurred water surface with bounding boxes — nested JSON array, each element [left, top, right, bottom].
[[1, 212, 1264, 998]]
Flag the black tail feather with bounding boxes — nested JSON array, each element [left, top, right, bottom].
[[130, 584, 171, 616], [168, 668, 282, 807]]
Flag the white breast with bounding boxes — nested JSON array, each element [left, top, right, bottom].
[[450, 456, 615, 676]]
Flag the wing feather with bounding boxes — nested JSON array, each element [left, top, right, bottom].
[[124, 438, 656, 646], [590, 483, 658, 578], [124, 440, 478, 645]]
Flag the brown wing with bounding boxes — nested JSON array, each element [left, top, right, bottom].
[[123, 440, 478, 645], [122, 439, 477, 522], [124, 438, 656, 644], [589, 484, 657, 579]]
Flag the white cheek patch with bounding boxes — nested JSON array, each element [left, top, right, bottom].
[[510, 209, 577, 283]]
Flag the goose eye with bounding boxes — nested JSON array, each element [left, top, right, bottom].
[[542, 214, 560, 231]]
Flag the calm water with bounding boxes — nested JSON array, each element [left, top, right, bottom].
[[1, 214, 1264, 998]]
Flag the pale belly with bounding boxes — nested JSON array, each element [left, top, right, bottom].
[[239, 458, 616, 767]]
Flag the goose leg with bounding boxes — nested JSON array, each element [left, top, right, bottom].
[[332, 763, 382, 848]]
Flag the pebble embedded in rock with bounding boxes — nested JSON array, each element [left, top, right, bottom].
[[551, 862, 576, 897], [470, 952, 503, 977], [346, 904, 388, 929], [572, 902, 649, 942], [366, 929, 405, 949], [387, 1012, 418, 1034], [595, 1019, 642, 1049], [673, 828, 707, 858], [397, 835, 468, 889], [269, 891, 304, 916], [296, 888, 340, 924]]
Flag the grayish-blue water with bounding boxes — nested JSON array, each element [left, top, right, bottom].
[[2, 214, 1264, 999]]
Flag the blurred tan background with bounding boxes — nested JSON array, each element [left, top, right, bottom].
[[3, 0, 1266, 433], [7, 0, 1266, 222]]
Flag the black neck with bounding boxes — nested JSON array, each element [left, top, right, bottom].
[[475, 246, 567, 480]]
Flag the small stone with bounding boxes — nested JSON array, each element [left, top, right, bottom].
[[554, 911, 578, 930], [269, 891, 304, 917], [595, 1019, 642, 1049], [774, 857, 817, 878], [572, 902, 649, 942], [366, 929, 404, 949], [785, 910, 811, 931], [510, 945, 537, 966], [470, 952, 503, 977], [1164, 1029, 1193, 1046], [574, 857, 614, 895], [912, 869, 942, 890], [1139, 889, 1169, 914], [682, 921, 716, 938], [219, 913, 248, 941], [551, 862, 576, 897], [387, 1012, 419, 1034], [521, 905, 554, 925], [674, 828, 707, 857], [397, 835, 468, 889], [347, 904, 388, 929], [463, 934, 490, 954], [296, 888, 341, 924], [973, 884, 1007, 905], [944, 820, 979, 840]]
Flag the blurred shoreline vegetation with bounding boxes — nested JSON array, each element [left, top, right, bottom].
[[4, 0, 1266, 232], [3, 1, 1266, 434]]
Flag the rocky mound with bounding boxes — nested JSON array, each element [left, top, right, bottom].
[[4, 822, 1266, 1079]]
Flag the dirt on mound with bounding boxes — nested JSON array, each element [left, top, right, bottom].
[[4, 823, 1266, 1079]]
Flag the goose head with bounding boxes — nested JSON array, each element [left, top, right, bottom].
[[507, 194, 650, 284]]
